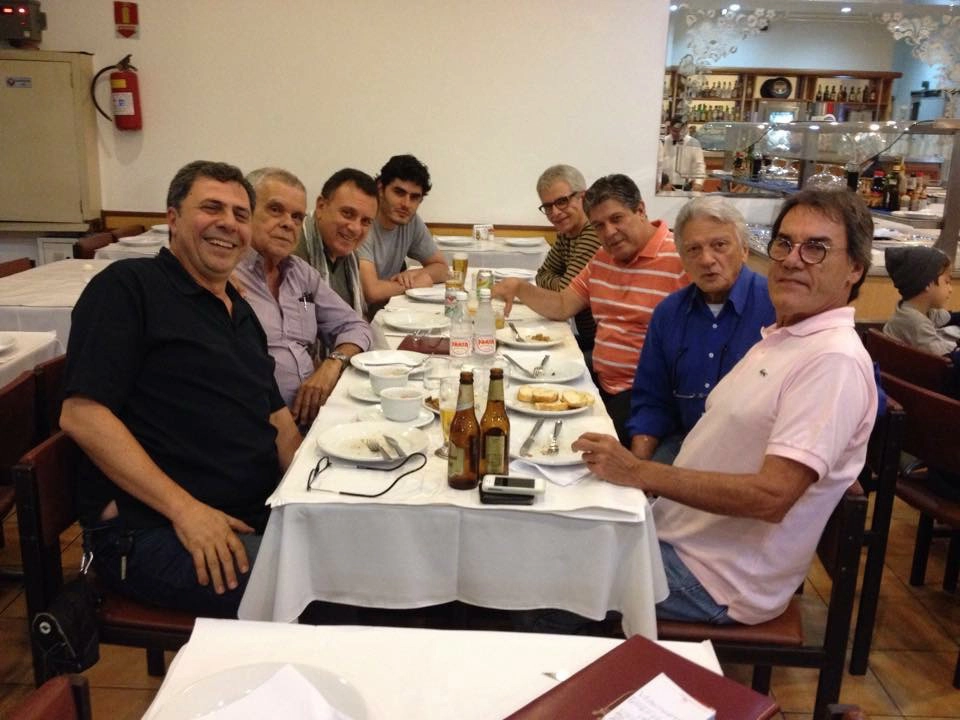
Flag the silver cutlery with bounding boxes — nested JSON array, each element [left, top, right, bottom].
[[364, 437, 393, 461], [508, 321, 527, 343], [544, 420, 562, 455], [363, 357, 429, 370], [502, 353, 536, 378], [383, 434, 406, 459], [519, 418, 545, 457], [533, 354, 550, 378]]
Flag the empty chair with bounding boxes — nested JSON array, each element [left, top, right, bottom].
[[0, 257, 35, 278], [71, 232, 114, 260], [0, 371, 37, 557], [34, 354, 67, 441], [863, 329, 956, 397], [8, 674, 92, 720], [14, 431, 195, 685], [657, 490, 868, 720]]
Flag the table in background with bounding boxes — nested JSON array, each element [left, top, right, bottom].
[[0, 331, 60, 388], [143, 619, 720, 720], [239, 296, 668, 638], [94, 238, 168, 260], [435, 236, 549, 271], [0, 259, 113, 344]]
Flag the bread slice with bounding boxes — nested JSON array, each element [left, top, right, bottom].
[[534, 400, 569, 412], [532, 387, 559, 403], [562, 390, 595, 408], [517, 385, 535, 403]]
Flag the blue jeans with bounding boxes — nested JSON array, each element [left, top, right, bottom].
[[655, 541, 733, 624], [86, 521, 262, 618], [651, 433, 685, 465]]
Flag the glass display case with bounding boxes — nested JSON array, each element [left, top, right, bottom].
[[698, 119, 960, 259]]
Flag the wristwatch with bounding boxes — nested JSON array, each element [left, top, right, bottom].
[[328, 350, 351, 373]]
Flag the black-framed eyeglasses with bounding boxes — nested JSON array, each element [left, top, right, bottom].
[[766, 237, 838, 266], [538, 191, 580, 215]]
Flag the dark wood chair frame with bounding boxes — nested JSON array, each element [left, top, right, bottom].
[[863, 329, 956, 397], [71, 232, 115, 260], [0, 371, 37, 575], [33, 354, 67, 442], [0, 257, 35, 278], [657, 491, 868, 720], [14, 431, 195, 686], [8, 673, 92, 720]]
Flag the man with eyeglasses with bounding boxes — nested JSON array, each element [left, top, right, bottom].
[[574, 189, 877, 626], [659, 116, 706, 192], [494, 174, 688, 444], [294, 168, 378, 317], [358, 155, 448, 312], [534, 165, 602, 353], [626, 197, 775, 465]]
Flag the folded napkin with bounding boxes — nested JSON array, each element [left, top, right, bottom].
[[199, 664, 353, 720], [398, 335, 450, 354], [511, 458, 592, 487]]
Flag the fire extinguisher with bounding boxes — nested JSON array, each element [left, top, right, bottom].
[[91, 54, 143, 131]]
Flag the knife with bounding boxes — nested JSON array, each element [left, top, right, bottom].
[[502, 353, 536, 378], [383, 434, 407, 459], [519, 418, 545, 457]]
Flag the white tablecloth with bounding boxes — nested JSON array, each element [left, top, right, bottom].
[[0, 331, 61, 388], [0, 259, 113, 343], [435, 236, 549, 271], [94, 238, 168, 260], [143, 620, 720, 720], [239, 295, 668, 638]]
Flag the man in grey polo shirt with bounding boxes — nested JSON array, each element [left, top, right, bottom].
[[358, 155, 448, 310]]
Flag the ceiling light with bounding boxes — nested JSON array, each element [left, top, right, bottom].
[[840, 6, 852, 13], [729, 3, 741, 10], [669, 3, 678, 11]]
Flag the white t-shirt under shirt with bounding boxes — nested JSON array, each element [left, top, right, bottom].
[[653, 307, 877, 625], [357, 214, 439, 278]]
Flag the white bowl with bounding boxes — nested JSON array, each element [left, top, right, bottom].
[[380, 386, 425, 421], [369, 365, 410, 395]]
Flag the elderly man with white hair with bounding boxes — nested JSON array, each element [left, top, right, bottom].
[[626, 196, 775, 464]]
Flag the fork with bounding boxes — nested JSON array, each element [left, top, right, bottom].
[[508, 321, 527, 343], [363, 357, 429, 370], [363, 437, 393, 461], [544, 420, 562, 455], [533, 354, 550, 378]]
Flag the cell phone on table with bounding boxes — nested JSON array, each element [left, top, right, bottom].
[[480, 475, 545, 495], [478, 487, 535, 505]]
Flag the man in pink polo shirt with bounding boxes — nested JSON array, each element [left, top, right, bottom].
[[494, 174, 687, 444], [574, 189, 878, 626]]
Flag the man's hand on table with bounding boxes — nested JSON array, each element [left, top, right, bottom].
[[390, 269, 432, 290], [573, 432, 645, 489], [492, 278, 523, 316], [292, 360, 341, 424], [173, 500, 254, 594]]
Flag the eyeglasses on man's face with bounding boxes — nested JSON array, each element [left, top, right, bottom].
[[538, 191, 580, 215], [766, 236, 840, 266]]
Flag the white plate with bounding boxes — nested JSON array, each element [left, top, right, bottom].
[[0, 333, 16, 353], [502, 356, 583, 384], [316, 421, 429, 462], [152, 662, 367, 719], [435, 235, 473, 247], [358, 406, 435, 427], [347, 382, 382, 403], [382, 310, 450, 333], [405, 286, 446, 303], [505, 384, 595, 418], [150, 224, 169, 233], [510, 415, 609, 465], [351, 350, 428, 376], [422, 396, 440, 415], [493, 267, 536, 281], [118, 235, 164, 247], [504, 237, 544, 247], [495, 326, 564, 349]]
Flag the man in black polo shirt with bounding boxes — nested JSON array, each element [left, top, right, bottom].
[[61, 160, 302, 617]]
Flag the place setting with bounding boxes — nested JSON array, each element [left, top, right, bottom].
[[496, 322, 564, 349]]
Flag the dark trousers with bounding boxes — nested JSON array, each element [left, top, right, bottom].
[[86, 520, 262, 618], [599, 387, 632, 447]]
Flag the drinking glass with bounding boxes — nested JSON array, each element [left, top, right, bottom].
[[436, 376, 459, 458], [423, 357, 450, 399]]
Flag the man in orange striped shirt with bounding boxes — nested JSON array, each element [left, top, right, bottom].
[[494, 174, 688, 443]]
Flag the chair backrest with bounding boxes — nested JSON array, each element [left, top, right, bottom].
[[864, 329, 955, 396], [13, 431, 82, 620], [817, 487, 868, 621], [1, 371, 37, 482], [34, 354, 67, 441], [8, 673, 92, 720], [0, 257, 35, 278], [109, 224, 146, 240], [880, 371, 960, 475], [858, 396, 904, 499], [71, 232, 114, 260]]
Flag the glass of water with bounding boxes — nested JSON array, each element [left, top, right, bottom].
[[423, 357, 450, 400]]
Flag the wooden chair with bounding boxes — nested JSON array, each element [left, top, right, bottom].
[[14, 431, 195, 686], [8, 674, 92, 720], [863, 329, 955, 397], [109, 224, 145, 240], [657, 490, 868, 720], [71, 232, 114, 260], [849, 398, 904, 675], [0, 257, 35, 278], [0, 371, 37, 561], [34, 354, 67, 442], [879, 372, 960, 689]]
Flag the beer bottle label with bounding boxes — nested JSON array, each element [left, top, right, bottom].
[[448, 445, 465, 477], [484, 436, 506, 474]]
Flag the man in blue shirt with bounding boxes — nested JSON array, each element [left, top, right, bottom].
[[626, 196, 775, 463]]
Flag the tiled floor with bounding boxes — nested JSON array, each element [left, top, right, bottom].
[[0, 497, 958, 719]]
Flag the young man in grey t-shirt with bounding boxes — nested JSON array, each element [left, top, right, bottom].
[[357, 154, 448, 307]]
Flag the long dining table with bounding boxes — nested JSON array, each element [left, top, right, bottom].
[[238, 288, 668, 638], [433, 235, 550, 271], [0, 330, 61, 388]]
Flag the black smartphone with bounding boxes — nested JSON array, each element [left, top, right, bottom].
[[478, 488, 535, 505]]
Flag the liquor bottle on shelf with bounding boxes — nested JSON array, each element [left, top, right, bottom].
[[839, 85, 847, 102], [868, 85, 877, 103], [447, 370, 480, 490], [815, 86, 823, 102], [479, 368, 509, 477], [829, 85, 837, 101]]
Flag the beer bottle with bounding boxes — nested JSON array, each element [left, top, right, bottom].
[[447, 370, 480, 490], [480, 368, 510, 477]]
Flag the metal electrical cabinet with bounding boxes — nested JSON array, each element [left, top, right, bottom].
[[0, 50, 101, 229]]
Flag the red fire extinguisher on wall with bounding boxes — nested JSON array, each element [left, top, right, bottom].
[[91, 54, 143, 131]]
